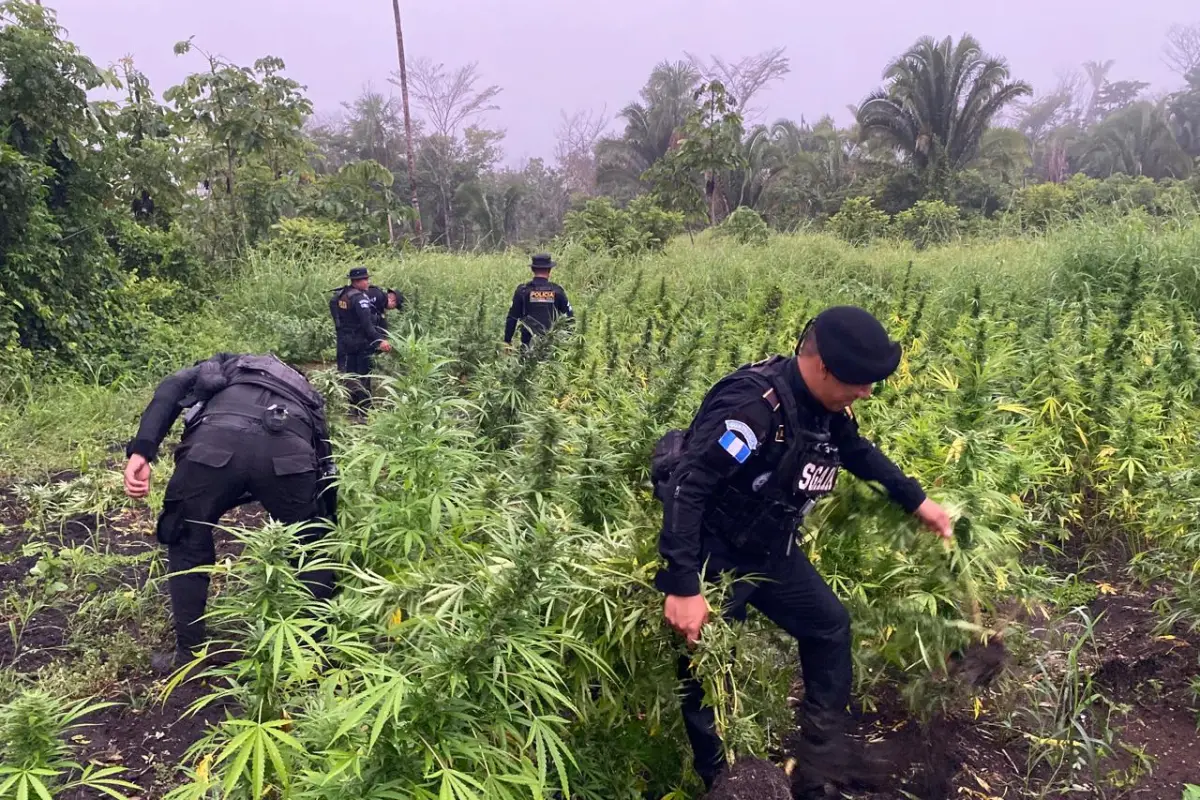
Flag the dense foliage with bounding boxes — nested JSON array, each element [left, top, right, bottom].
[[4, 2, 1200, 376]]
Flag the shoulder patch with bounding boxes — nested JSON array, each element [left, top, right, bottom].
[[761, 387, 781, 412], [718, 430, 752, 464], [724, 420, 759, 450]]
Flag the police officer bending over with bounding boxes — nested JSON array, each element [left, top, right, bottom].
[[330, 267, 391, 415], [504, 253, 572, 348], [368, 285, 405, 340], [122, 353, 338, 672], [651, 306, 952, 793]]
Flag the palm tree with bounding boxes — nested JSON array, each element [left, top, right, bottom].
[[1081, 101, 1192, 180], [856, 34, 1031, 179], [1081, 60, 1115, 125], [975, 127, 1032, 184], [594, 61, 700, 194]]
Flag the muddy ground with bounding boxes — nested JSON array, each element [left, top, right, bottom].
[[0, 483, 259, 799], [2, 480, 1198, 799]]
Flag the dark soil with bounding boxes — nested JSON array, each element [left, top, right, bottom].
[[702, 757, 792, 800], [759, 580, 1199, 799], [59, 679, 231, 800], [0, 483, 264, 799]]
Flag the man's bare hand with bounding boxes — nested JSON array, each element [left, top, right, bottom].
[[378, 340, 392, 353], [915, 498, 952, 540], [124, 454, 152, 498], [664, 594, 709, 646]]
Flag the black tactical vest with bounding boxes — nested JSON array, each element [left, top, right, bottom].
[[695, 356, 843, 548], [330, 286, 369, 349]]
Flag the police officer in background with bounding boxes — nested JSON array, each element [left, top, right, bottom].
[[122, 353, 337, 672], [651, 306, 952, 794], [368, 286, 405, 340], [503, 253, 573, 348], [330, 267, 390, 415]]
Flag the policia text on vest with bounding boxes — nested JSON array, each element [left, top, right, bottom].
[[123, 353, 337, 671], [651, 306, 953, 792], [504, 252, 573, 347]]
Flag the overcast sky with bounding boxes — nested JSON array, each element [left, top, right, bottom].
[[45, 0, 1198, 165]]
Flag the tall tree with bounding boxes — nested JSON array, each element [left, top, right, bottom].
[[594, 60, 700, 197], [1082, 101, 1191, 179], [390, 0, 422, 244], [644, 79, 744, 226], [0, 0, 129, 357], [1090, 79, 1150, 122], [685, 47, 790, 124], [398, 57, 501, 246], [1017, 87, 1080, 182], [402, 58, 501, 140], [856, 34, 1031, 190], [341, 87, 405, 172], [1164, 23, 1200, 78], [165, 41, 313, 258], [554, 107, 608, 198], [1169, 69, 1200, 157], [1081, 60, 1116, 125]]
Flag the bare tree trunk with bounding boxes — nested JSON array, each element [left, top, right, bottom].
[[391, 0, 423, 246]]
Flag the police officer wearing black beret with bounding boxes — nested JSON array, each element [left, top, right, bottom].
[[330, 267, 391, 416], [122, 353, 337, 672], [651, 305, 952, 792], [503, 253, 573, 348]]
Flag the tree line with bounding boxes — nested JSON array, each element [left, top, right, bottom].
[[2, 0, 1200, 371]]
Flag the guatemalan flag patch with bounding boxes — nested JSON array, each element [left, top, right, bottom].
[[719, 430, 752, 464]]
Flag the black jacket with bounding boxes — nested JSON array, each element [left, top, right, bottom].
[[655, 355, 926, 597], [331, 286, 384, 353], [504, 277, 573, 344]]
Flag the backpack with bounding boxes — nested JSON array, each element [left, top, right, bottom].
[[649, 356, 804, 504]]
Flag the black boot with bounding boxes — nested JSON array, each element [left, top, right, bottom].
[[150, 647, 192, 675], [790, 708, 888, 796], [151, 645, 239, 675]]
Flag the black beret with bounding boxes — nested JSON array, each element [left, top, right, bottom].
[[810, 305, 901, 384], [348, 267, 369, 280]]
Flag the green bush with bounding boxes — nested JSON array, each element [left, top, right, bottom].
[[106, 218, 206, 288], [561, 197, 683, 257], [717, 206, 771, 246], [892, 199, 961, 248], [257, 217, 362, 263], [827, 197, 890, 245], [1007, 182, 1081, 231], [627, 195, 685, 251]]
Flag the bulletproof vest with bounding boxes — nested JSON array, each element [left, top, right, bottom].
[[520, 278, 560, 333], [331, 286, 368, 345], [700, 356, 843, 544], [184, 354, 325, 435]]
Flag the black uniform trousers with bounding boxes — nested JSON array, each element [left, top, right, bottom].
[[677, 531, 852, 786], [336, 344, 374, 413], [157, 422, 336, 654]]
